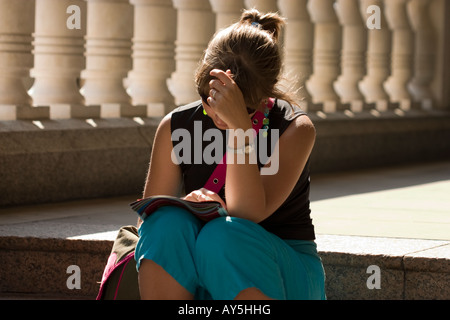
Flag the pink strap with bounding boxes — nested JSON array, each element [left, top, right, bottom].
[[96, 251, 135, 300], [204, 98, 274, 193]]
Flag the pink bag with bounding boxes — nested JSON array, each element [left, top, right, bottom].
[[96, 226, 140, 300]]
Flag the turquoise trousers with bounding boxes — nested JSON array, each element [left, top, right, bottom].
[[135, 206, 326, 300]]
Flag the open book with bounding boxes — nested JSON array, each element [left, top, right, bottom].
[[130, 195, 228, 222]]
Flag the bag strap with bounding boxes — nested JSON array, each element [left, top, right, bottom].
[[204, 98, 274, 193]]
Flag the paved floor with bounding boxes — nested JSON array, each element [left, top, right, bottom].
[[0, 160, 449, 241], [310, 160, 450, 241]]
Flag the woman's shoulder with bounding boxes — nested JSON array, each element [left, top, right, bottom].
[[269, 98, 310, 135], [170, 100, 204, 130], [273, 99, 315, 142], [273, 99, 308, 121], [171, 100, 203, 116], [154, 100, 201, 136]]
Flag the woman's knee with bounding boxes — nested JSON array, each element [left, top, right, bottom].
[[136, 206, 203, 258], [195, 217, 269, 261], [139, 206, 202, 238], [196, 217, 235, 255], [195, 218, 229, 252], [194, 217, 281, 299]]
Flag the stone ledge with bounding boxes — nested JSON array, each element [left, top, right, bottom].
[[315, 235, 450, 300], [308, 110, 450, 173], [0, 234, 448, 300], [0, 236, 111, 299], [1, 111, 450, 207], [0, 117, 160, 207]]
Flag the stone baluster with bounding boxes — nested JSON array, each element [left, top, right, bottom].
[[169, 0, 215, 106], [210, 0, 245, 30], [407, 0, 435, 110], [358, 0, 392, 112], [335, 0, 367, 113], [306, 0, 342, 114], [29, 0, 89, 119], [244, 0, 278, 12], [81, 0, 143, 118], [0, 0, 48, 120], [278, 0, 314, 112], [383, 0, 414, 111], [127, 0, 177, 116]]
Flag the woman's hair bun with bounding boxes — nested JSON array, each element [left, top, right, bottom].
[[239, 8, 285, 42]]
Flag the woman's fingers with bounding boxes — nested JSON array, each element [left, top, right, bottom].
[[208, 69, 241, 105], [184, 190, 209, 202], [210, 69, 234, 87], [209, 88, 218, 100], [208, 80, 226, 102], [183, 188, 227, 209], [206, 88, 224, 109], [206, 68, 249, 129], [199, 188, 227, 209], [208, 69, 236, 96]]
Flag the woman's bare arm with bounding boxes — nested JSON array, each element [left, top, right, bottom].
[[137, 113, 182, 227]]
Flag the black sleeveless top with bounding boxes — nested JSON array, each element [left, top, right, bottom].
[[170, 99, 315, 240]]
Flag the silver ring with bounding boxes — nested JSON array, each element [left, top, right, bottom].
[[211, 89, 217, 99]]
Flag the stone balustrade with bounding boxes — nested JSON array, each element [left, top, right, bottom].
[[0, 0, 448, 121]]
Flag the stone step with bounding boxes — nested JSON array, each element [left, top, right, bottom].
[[1, 233, 449, 300], [1, 161, 449, 299]]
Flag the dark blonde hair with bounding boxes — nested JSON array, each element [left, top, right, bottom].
[[195, 9, 295, 109]]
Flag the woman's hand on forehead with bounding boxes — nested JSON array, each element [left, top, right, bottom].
[[208, 69, 236, 102], [207, 69, 251, 130]]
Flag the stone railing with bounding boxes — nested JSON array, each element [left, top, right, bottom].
[[0, 0, 448, 122]]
